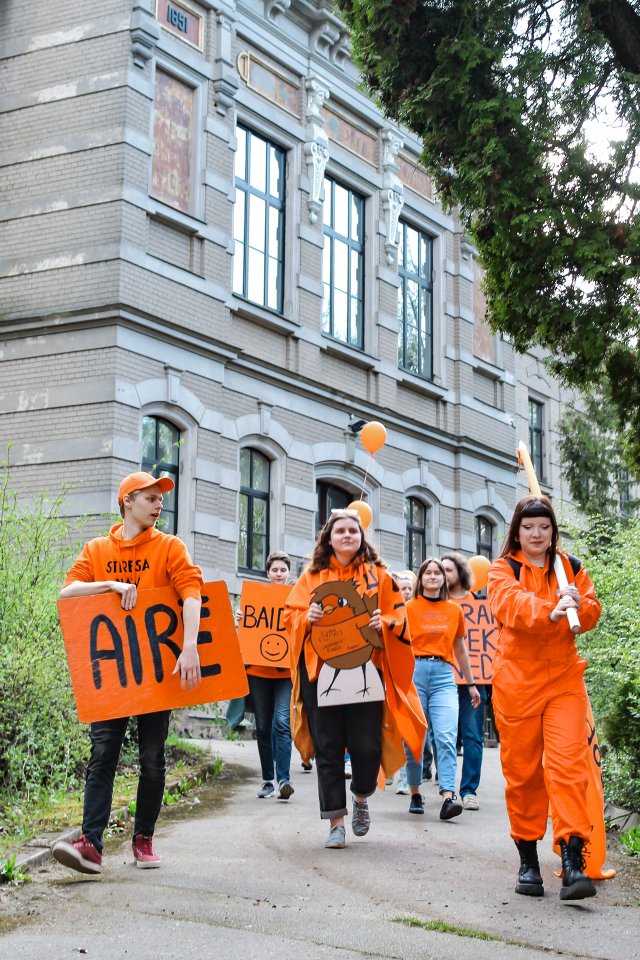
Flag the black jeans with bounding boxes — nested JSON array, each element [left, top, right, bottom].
[[299, 657, 382, 819], [82, 710, 171, 851]]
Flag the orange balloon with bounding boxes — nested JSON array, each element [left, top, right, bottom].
[[361, 421, 387, 455], [348, 500, 372, 529], [468, 555, 491, 592]]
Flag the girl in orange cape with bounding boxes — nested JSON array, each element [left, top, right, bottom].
[[488, 495, 601, 901], [284, 510, 425, 849]]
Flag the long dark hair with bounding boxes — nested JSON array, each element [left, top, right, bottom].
[[440, 551, 472, 592], [414, 557, 449, 600], [308, 510, 384, 573], [500, 495, 559, 577]]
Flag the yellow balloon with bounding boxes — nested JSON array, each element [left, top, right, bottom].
[[361, 421, 387, 455], [468, 555, 491, 592], [348, 500, 372, 529]]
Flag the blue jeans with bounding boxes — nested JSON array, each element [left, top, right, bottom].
[[247, 675, 293, 783], [404, 658, 459, 793], [83, 711, 170, 852], [458, 684, 487, 797]]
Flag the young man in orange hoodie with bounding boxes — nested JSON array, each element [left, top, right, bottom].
[[53, 472, 203, 875]]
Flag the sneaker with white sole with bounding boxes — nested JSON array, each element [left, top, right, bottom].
[[395, 778, 409, 795], [52, 835, 102, 875], [462, 794, 479, 810], [351, 798, 370, 836], [344, 759, 352, 778], [325, 825, 346, 848], [257, 781, 275, 798], [276, 780, 294, 801], [132, 834, 161, 869]]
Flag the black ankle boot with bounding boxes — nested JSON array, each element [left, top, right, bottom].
[[514, 839, 544, 896], [559, 836, 596, 901]]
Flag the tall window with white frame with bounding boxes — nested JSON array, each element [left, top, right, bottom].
[[529, 398, 545, 481], [233, 126, 286, 312], [316, 480, 353, 530], [322, 177, 365, 348], [398, 222, 434, 379], [141, 415, 180, 534], [404, 497, 430, 571], [475, 516, 495, 560], [238, 448, 270, 573]]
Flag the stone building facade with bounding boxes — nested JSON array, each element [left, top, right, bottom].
[[0, 0, 573, 589]]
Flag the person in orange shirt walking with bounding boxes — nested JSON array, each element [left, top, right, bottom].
[[52, 472, 203, 875], [404, 558, 480, 819], [488, 495, 601, 901]]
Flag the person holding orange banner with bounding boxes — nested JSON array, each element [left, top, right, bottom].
[[284, 510, 425, 849], [404, 559, 480, 820], [487, 495, 601, 901], [53, 472, 203, 876], [238, 550, 295, 802], [441, 552, 488, 811]]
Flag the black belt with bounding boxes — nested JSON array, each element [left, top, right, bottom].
[[415, 655, 444, 661]]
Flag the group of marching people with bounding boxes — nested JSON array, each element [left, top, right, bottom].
[[53, 471, 600, 902]]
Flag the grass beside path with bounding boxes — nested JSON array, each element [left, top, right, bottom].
[[0, 734, 222, 867]]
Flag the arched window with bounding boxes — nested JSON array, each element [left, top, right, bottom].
[[405, 497, 430, 570], [475, 515, 495, 560], [238, 448, 270, 572], [141, 415, 180, 534], [316, 480, 353, 529]]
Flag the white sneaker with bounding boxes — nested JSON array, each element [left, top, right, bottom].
[[462, 794, 479, 810], [344, 759, 352, 778], [395, 778, 409, 795]]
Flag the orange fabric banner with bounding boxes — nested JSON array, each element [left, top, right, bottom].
[[58, 581, 248, 723], [237, 582, 292, 667], [451, 598, 497, 684]]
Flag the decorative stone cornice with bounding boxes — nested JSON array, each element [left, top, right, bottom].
[[381, 129, 405, 266], [265, 0, 292, 21], [212, 4, 239, 115], [303, 76, 330, 224], [130, 4, 160, 69]]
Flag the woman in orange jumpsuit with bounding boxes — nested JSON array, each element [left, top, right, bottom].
[[488, 495, 601, 901]]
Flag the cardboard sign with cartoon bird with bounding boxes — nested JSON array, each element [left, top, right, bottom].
[[310, 579, 385, 705], [237, 582, 292, 668]]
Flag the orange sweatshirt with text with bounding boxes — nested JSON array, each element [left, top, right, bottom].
[[64, 523, 203, 600], [405, 596, 465, 665]]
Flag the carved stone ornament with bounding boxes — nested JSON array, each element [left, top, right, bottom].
[[130, 6, 160, 69], [381, 129, 405, 264], [212, 7, 239, 116], [265, 0, 292, 22], [304, 76, 330, 224]]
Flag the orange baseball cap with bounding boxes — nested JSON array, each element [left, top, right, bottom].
[[118, 471, 174, 503]]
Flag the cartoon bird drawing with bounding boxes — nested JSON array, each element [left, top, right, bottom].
[[310, 579, 382, 697]]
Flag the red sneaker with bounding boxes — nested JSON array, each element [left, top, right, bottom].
[[132, 834, 161, 869], [52, 835, 102, 875]]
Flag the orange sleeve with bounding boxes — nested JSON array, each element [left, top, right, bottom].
[[488, 558, 559, 635], [569, 562, 601, 633], [63, 541, 97, 586], [165, 536, 203, 600], [454, 603, 465, 640]]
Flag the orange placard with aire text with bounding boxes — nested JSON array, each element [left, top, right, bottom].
[[58, 581, 248, 723], [237, 582, 292, 668]]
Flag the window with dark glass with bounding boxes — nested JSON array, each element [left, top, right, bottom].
[[405, 497, 430, 570], [233, 126, 285, 312], [475, 516, 494, 560], [398, 222, 433, 379], [317, 480, 352, 530], [238, 448, 270, 572], [529, 398, 544, 480], [141, 415, 180, 534], [322, 177, 364, 347]]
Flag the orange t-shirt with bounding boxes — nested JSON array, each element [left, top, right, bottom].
[[405, 596, 465, 665]]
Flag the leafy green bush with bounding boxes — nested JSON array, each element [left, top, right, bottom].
[[0, 458, 90, 807], [568, 516, 640, 812]]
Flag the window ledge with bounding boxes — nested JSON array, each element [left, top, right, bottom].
[[229, 297, 300, 335], [398, 370, 449, 400], [471, 355, 507, 383], [320, 336, 378, 370], [148, 200, 206, 237]]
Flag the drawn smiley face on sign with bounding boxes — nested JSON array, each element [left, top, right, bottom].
[[259, 632, 289, 663]]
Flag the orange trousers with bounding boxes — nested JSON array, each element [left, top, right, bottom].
[[492, 658, 591, 844]]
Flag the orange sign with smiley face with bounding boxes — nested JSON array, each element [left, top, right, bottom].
[[237, 582, 292, 668]]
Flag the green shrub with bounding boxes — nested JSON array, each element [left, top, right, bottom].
[[0, 458, 90, 805], [568, 516, 640, 812]]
